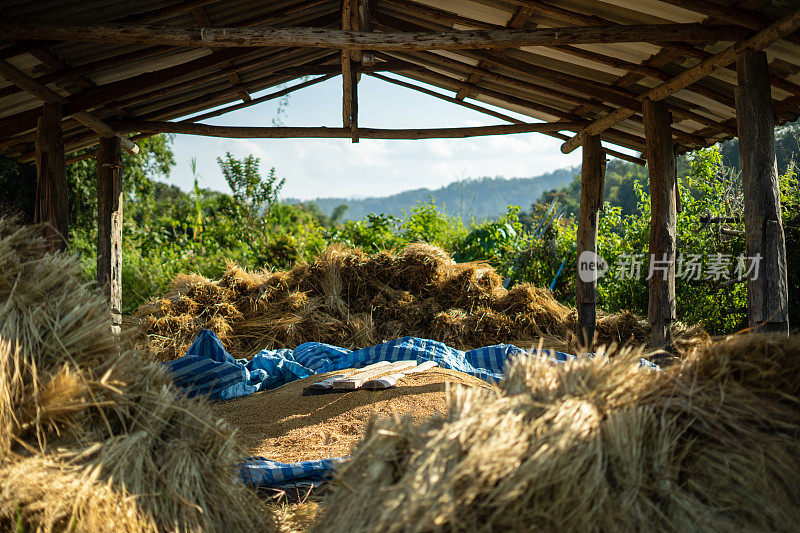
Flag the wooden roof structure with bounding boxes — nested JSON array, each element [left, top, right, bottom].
[[1, 0, 800, 166], [4, 0, 796, 342]]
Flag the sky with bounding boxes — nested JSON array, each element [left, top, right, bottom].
[[167, 75, 627, 201]]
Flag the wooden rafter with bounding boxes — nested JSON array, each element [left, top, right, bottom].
[[371, 13, 731, 144], [656, 0, 800, 45], [0, 21, 752, 50], [561, 7, 800, 153], [372, 52, 649, 153], [0, 59, 138, 154], [369, 73, 646, 166]]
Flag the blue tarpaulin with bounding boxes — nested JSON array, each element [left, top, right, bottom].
[[166, 330, 533, 401], [164, 330, 656, 487]]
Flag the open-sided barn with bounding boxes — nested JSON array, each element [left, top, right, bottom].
[[0, 0, 796, 345]]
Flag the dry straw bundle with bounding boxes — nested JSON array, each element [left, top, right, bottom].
[[315, 335, 800, 532], [0, 217, 271, 532], [137, 244, 708, 362]]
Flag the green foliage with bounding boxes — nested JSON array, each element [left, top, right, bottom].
[[452, 206, 523, 276], [2, 124, 797, 336]]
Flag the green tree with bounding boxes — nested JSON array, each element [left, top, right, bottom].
[[216, 152, 285, 219]]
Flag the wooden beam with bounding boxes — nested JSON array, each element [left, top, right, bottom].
[[643, 98, 677, 350], [656, 0, 800, 45], [369, 73, 646, 165], [371, 54, 650, 152], [359, 0, 376, 66], [736, 50, 789, 335], [342, 0, 358, 140], [575, 133, 604, 349], [118, 120, 582, 138], [34, 103, 69, 251], [0, 58, 139, 155], [97, 135, 124, 334], [560, 7, 800, 154], [184, 74, 338, 123], [0, 21, 751, 50]]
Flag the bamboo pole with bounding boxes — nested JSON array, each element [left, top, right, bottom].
[[560, 7, 800, 154]]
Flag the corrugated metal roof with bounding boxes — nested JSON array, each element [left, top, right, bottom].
[[0, 0, 798, 161]]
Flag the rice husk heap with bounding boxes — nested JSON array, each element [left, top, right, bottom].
[[0, 217, 272, 532], [315, 335, 800, 532], [212, 368, 491, 463], [137, 244, 708, 362]]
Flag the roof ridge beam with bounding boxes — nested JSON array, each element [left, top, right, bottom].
[[0, 21, 753, 50]]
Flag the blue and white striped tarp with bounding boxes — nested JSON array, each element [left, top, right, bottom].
[[165, 330, 528, 400], [239, 457, 348, 487], [164, 330, 657, 487]]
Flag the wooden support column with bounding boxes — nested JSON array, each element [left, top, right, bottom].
[[575, 133, 605, 349], [736, 49, 789, 334], [34, 102, 69, 251], [341, 0, 359, 142], [643, 98, 677, 349], [97, 135, 123, 333]]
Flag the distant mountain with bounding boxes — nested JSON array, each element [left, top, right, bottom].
[[286, 167, 578, 222]]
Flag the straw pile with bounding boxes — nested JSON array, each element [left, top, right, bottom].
[[137, 244, 708, 362], [0, 217, 271, 532], [212, 368, 491, 463], [315, 335, 800, 532]]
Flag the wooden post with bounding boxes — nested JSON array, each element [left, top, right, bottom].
[[736, 50, 789, 334], [34, 102, 69, 251], [575, 133, 605, 349], [97, 135, 123, 333], [643, 98, 677, 349]]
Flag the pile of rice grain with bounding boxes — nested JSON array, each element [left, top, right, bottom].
[[136, 244, 709, 362], [212, 368, 491, 463], [0, 217, 271, 532], [315, 335, 800, 532]]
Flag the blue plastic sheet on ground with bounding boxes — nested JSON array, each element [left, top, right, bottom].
[[165, 330, 529, 401], [164, 330, 657, 487], [239, 456, 348, 488]]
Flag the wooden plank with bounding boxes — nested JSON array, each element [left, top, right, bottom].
[[561, 7, 800, 154], [305, 374, 349, 392], [33, 103, 68, 251], [0, 21, 750, 50], [97, 135, 124, 333], [362, 361, 438, 389], [118, 120, 583, 138], [736, 50, 789, 335], [643, 98, 677, 349], [575, 133, 604, 349], [333, 360, 420, 390], [656, 0, 800, 45]]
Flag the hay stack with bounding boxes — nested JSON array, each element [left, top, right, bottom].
[[137, 244, 708, 361], [0, 218, 271, 532], [315, 335, 800, 532]]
